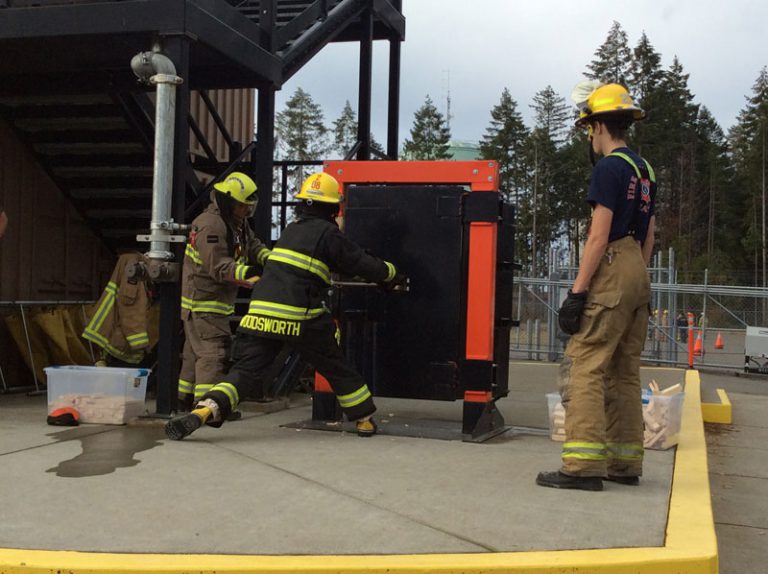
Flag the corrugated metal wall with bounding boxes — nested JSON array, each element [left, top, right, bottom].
[[190, 89, 255, 161], [0, 118, 112, 303], [0, 117, 113, 388]]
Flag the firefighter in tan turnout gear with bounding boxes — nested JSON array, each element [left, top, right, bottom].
[[165, 171, 406, 441], [177, 171, 271, 413], [537, 83, 657, 491]]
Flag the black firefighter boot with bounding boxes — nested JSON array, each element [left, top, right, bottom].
[[165, 406, 213, 440], [536, 471, 603, 491]]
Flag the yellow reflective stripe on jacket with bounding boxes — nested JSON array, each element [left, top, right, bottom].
[[270, 247, 331, 284], [87, 281, 117, 334], [181, 296, 234, 315], [234, 264, 249, 282], [384, 261, 397, 282], [185, 244, 203, 265], [82, 328, 143, 364], [126, 332, 150, 348], [209, 382, 239, 408], [562, 441, 607, 460], [608, 152, 656, 183], [607, 442, 645, 461], [337, 385, 372, 409], [178, 379, 194, 394], [247, 300, 325, 320], [257, 247, 272, 266]]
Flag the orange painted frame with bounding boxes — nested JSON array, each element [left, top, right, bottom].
[[323, 160, 500, 362]]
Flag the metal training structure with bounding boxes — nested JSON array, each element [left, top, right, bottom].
[[0, 0, 405, 411], [290, 160, 517, 441]]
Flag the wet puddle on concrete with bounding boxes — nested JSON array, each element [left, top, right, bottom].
[[46, 426, 166, 477]]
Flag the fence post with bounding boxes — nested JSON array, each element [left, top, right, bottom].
[[534, 318, 541, 361], [526, 319, 533, 360]]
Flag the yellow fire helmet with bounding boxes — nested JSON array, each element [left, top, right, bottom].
[[213, 171, 258, 205], [573, 82, 646, 127], [296, 172, 342, 204]]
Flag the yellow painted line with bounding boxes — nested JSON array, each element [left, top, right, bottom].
[[702, 388, 732, 424], [0, 370, 717, 574]]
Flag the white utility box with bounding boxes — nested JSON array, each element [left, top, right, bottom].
[[745, 326, 768, 373]]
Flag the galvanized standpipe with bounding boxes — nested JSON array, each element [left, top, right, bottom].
[[130, 47, 187, 275]]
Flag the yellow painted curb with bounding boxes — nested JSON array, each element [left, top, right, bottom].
[[702, 388, 732, 424], [0, 370, 718, 574]]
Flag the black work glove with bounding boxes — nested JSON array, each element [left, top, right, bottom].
[[558, 290, 588, 335]]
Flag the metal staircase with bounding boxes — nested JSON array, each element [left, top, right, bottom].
[[0, 93, 155, 251], [0, 0, 403, 253]]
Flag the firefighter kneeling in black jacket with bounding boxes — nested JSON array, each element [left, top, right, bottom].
[[165, 171, 406, 441]]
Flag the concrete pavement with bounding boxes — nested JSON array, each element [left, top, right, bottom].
[[701, 371, 768, 574], [0, 362, 717, 573]]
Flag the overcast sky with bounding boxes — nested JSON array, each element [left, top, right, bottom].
[[275, 0, 768, 151]]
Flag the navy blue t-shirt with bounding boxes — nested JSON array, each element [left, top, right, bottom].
[[587, 147, 656, 243]]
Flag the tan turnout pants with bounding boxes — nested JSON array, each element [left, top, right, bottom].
[[178, 313, 233, 402], [560, 236, 650, 478]]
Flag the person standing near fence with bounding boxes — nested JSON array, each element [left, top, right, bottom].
[[537, 82, 657, 491], [676, 312, 688, 343]]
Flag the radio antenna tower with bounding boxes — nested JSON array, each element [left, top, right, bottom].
[[442, 69, 453, 131]]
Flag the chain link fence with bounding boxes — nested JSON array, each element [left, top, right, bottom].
[[511, 272, 768, 371]]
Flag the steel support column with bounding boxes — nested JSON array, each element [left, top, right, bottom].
[[155, 36, 190, 415], [254, 86, 276, 242], [252, 0, 276, 243], [356, 5, 373, 160], [386, 0, 401, 159]]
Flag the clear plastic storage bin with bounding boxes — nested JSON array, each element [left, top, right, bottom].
[[643, 390, 685, 450], [546, 393, 566, 441], [45, 366, 149, 425]]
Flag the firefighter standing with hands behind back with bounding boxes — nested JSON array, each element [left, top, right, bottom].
[[165, 171, 406, 441], [537, 82, 657, 491], [177, 172, 271, 414]]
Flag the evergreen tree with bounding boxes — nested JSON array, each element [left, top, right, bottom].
[[630, 32, 665, 157], [730, 67, 768, 286], [276, 87, 331, 161], [654, 56, 700, 257], [585, 21, 634, 87], [552, 128, 593, 265], [526, 87, 570, 275], [402, 95, 451, 160], [479, 88, 531, 268], [479, 88, 530, 204], [331, 100, 385, 159], [275, 87, 331, 194], [530, 85, 570, 146], [630, 32, 663, 103], [688, 106, 736, 280], [332, 100, 357, 158], [526, 126, 557, 276]]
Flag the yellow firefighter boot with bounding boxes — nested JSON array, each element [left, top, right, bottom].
[[356, 416, 378, 437]]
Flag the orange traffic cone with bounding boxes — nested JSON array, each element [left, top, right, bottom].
[[715, 332, 724, 350], [694, 331, 703, 356]]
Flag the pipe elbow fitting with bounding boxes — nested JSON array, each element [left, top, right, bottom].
[[131, 51, 178, 84]]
